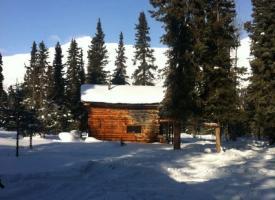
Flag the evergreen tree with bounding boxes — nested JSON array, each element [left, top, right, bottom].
[[36, 41, 52, 132], [46, 62, 55, 101], [132, 12, 157, 86], [150, 1, 200, 149], [52, 42, 65, 105], [0, 53, 3, 94], [5, 84, 39, 136], [79, 48, 85, 85], [66, 39, 86, 130], [78, 47, 87, 131], [22, 41, 44, 134], [112, 32, 128, 85], [245, 0, 275, 144], [44, 42, 71, 133], [24, 41, 39, 110], [0, 52, 8, 128], [200, 0, 240, 139], [86, 19, 108, 84]]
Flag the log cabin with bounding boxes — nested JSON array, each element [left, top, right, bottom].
[[81, 84, 165, 143]]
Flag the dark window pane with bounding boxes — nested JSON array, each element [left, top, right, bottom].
[[127, 126, 141, 134]]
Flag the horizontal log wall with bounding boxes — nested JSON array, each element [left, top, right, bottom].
[[87, 105, 160, 142]]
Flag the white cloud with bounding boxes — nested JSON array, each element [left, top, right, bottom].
[[49, 34, 61, 42], [0, 48, 7, 54]]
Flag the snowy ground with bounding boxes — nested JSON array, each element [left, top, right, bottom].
[[0, 131, 274, 200]]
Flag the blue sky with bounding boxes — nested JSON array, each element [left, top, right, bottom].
[[0, 0, 252, 56]]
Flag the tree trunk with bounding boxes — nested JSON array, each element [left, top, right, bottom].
[[16, 130, 19, 157], [30, 132, 33, 149], [173, 121, 181, 150]]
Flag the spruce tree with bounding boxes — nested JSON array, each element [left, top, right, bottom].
[[199, 0, 239, 139], [132, 12, 157, 86], [150, 1, 200, 149], [0, 53, 3, 94], [0, 52, 8, 128], [43, 42, 71, 133], [37, 41, 52, 132], [79, 48, 85, 85], [245, 0, 275, 144], [112, 32, 128, 85], [66, 39, 86, 130], [24, 41, 39, 110], [86, 19, 108, 84], [6, 84, 39, 136], [22, 42, 42, 135], [52, 42, 65, 105]]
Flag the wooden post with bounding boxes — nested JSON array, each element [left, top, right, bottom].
[[173, 121, 181, 150], [215, 126, 221, 153], [203, 122, 222, 153]]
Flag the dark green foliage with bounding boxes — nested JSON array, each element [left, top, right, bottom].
[[86, 19, 108, 84], [46, 62, 55, 101], [23, 41, 40, 110], [23, 41, 55, 133], [112, 32, 128, 85], [5, 84, 40, 135], [21, 42, 43, 133], [151, 0, 242, 141], [36, 41, 52, 132], [79, 48, 85, 85], [66, 39, 87, 131], [245, 0, 275, 144], [200, 0, 239, 126], [150, 1, 198, 122], [49, 42, 73, 133], [0, 53, 8, 128], [0, 53, 3, 93], [132, 12, 157, 86], [52, 42, 65, 105]]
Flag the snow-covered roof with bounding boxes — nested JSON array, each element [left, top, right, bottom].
[[81, 84, 165, 104]]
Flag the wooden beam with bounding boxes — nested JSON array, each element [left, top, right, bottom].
[[203, 122, 219, 128], [215, 126, 221, 153]]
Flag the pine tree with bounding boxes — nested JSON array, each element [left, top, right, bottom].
[[46, 62, 55, 101], [192, 0, 239, 140], [132, 12, 157, 86], [0, 53, 4, 94], [86, 19, 108, 84], [245, 0, 275, 144], [36, 41, 52, 133], [150, 1, 200, 149], [22, 41, 45, 135], [0, 52, 8, 128], [66, 39, 86, 130], [5, 84, 39, 136], [112, 32, 128, 85], [24, 42, 39, 110], [52, 42, 65, 105], [43, 42, 71, 133], [79, 48, 85, 85], [77, 48, 87, 132]]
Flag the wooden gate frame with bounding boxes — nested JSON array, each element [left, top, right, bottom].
[[203, 123, 221, 153], [159, 120, 222, 153]]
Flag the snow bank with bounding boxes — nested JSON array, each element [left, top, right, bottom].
[[1, 130, 274, 200], [85, 137, 102, 143], [58, 132, 79, 142]]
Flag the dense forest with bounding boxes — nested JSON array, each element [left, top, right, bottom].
[[0, 0, 274, 145]]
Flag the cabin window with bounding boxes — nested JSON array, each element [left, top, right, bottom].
[[127, 126, 141, 134]]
